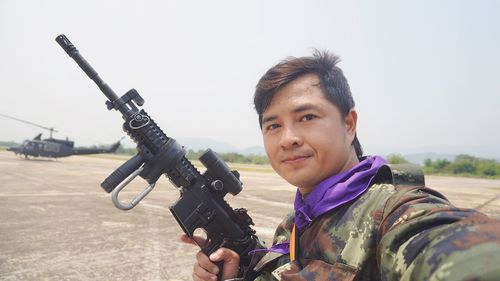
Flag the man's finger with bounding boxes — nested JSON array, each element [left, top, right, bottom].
[[209, 248, 240, 280], [179, 234, 207, 247], [193, 251, 219, 280]]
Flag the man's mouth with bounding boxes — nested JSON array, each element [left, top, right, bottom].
[[282, 155, 310, 164]]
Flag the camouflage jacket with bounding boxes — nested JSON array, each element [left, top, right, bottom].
[[247, 164, 500, 281]]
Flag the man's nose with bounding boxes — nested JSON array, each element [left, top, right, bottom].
[[279, 125, 303, 149]]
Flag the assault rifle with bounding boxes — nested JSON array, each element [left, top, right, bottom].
[[56, 34, 263, 278]]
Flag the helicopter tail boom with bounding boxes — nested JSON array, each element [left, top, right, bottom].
[[72, 141, 120, 155]]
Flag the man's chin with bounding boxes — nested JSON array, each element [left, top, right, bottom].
[[282, 173, 315, 191]]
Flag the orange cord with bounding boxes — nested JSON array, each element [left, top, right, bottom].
[[289, 224, 296, 261]]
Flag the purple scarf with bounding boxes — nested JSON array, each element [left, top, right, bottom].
[[261, 155, 387, 255]]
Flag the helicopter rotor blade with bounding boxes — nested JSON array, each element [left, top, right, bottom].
[[0, 113, 59, 134]]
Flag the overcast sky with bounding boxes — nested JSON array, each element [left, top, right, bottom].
[[1, 0, 499, 158]]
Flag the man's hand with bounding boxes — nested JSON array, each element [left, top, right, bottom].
[[180, 234, 241, 281]]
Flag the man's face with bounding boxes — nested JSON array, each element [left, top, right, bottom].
[[261, 74, 358, 195]]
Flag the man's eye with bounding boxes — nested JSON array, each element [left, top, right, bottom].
[[301, 114, 316, 121], [266, 124, 280, 131]]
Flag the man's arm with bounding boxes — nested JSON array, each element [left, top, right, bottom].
[[377, 186, 500, 280]]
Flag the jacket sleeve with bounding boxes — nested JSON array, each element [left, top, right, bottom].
[[377, 185, 500, 281]]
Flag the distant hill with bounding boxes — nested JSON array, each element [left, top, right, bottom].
[[368, 144, 500, 165], [176, 137, 266, 156], [240, 146, 266, 156]]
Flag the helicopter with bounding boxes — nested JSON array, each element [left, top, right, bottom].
[[1, 113, 121, 159]]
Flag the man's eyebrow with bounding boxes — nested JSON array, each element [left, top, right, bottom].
[[262, 103, 321, 125], [293, 103, 321, 113], [261, 115, 277, 125]]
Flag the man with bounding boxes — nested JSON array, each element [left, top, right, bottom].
[[182, 51, 500, 280]]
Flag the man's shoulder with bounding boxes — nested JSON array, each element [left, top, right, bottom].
[[371, 163, 426, 188], [346, 163, 452, 223]]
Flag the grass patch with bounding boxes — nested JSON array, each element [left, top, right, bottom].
[[190, 160, 274, 173], [424, 171, 500, 180], [224, 162, 274, 173], [82, 154, 275, 173], [83, 153, 132, 161]]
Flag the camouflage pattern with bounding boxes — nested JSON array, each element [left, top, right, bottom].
[[248, 168, 500, 280], [373, 164, 425, 187]]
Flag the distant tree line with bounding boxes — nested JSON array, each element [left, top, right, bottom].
[[114, 146, 137, 155], [3, 140, 497, 178], [386, 153, 500, 179], [186, 149, 269, 165], [0, 141, 19, 148], [109, 147, 270, 164]]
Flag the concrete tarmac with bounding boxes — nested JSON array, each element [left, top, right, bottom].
[[0, 151, 499, 280]]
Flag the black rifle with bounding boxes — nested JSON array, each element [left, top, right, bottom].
[[56, 34, 263, 279]]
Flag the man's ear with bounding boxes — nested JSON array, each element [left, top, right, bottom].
[[345, 109, 357, 140]]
